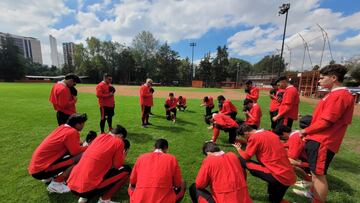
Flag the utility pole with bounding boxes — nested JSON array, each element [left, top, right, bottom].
[[278, 3, 290, 77], [190, 42, 196, 78], [236, 62, 240, 88]]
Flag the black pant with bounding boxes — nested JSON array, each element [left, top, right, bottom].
[[269, 110, 278, 130], [224, 127, 238, 144], [228, 112, 237, 120], [205, 106, 214, 116], [239, 157, 289, 203], [166, 108, 177, 120], [276, 117, 294, 129], [57, 111, 70, 126], [189, 183, 215, 203], [100, 106, 115, 133]]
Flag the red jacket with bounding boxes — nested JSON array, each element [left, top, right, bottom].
[[140, 84, 153, 106], [196, 152, 252, 203], [49, 81, 77, 115], [245, 86, 259, 102], [67, 134, 125, 193], [213, 113, 239, 129], [165, 97, 178, 109], [130, 151, 182, 203], [96, 81, 115, 107], [278, 85, 299, 120], [177, 97, 186, 105], [220, 100, 237, 115], [245, 103, 262, 128], [28, 125, 86, 174], [269, 89, 285, 112], [204, 97, 214, 108]]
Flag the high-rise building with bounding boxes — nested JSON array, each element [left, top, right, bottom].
[[49, 35, 60, 67], [63, 42, 75, 66], [0, 32, 43, 64]]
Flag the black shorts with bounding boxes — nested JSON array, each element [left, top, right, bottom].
[[57, 111, 70, 125], [100, 106, 115, 119], [305, 140, 335, 175], [142, 105, 151, 115]]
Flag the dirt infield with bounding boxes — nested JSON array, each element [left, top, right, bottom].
[[78, 85, 360, 116]]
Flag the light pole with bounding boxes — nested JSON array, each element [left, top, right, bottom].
[[236, 62, 240, 88], [190, 42, 196, 78], [278, 3, 290, 77]]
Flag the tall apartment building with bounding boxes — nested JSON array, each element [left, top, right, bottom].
[[0, 32, 43, 64], [63, 42, 75, 66], [49, 35, 60, 67]]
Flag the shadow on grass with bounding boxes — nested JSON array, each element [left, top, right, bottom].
[[151, 125, 189, 133], [179, 109, 197, 114], [327, 174, 354, 195], [128, 132, 154, 143], [330, 156, 359, 174]]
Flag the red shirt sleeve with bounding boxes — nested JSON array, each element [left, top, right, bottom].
[[113, 141, 125, 169], [130, 158, 139, 185], [57, 87, 76, 110], [96, 83, 111, 98], [220, 102, 232, 114], [277, 90, 292, 117], [172, 158, 182, 187], [242, 136, 258, 160], [140, 85, 152, 98], [195, 160, 210, 189], [287, 135, 303, 159], [304, 119, 332, 135], [248, 87, 259, 101], [63, 131, 87, 156]]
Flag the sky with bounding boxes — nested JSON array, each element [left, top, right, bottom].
[[1, 0, 360, 71]]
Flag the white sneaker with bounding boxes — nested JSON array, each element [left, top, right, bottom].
[[78, 197, 88, 203], [97, 198, 120, 203], [294, 180, 312, 189], [292, 188, 313, 199], [41, 177, 53, 184], [47, 181, 70, 193]]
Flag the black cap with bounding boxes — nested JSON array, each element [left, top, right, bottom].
[[65, 73, 81, 83], [299, 115, 312, 129], [245, 80, 253, 85]]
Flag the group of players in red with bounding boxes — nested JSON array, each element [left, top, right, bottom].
[[28, 64, 354, 203]]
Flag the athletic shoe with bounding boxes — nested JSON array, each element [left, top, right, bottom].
[[172, 119, 176, 123], [78, 197, 88, 203], [41, 177, 53, 184], [292, 188, 313, 199], [294, 180, 312, 189], [141, 124, 147, 128], [97, 198, 120, 203], [145, 122, 152, 125], [47, 181, 70, 193], [207, 126, 213, 129]]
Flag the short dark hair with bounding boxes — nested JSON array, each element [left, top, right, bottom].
[[85, 130, 97, 143], [217, 95, 225, 101], [169, 93, 174, 97], [319, 64, 348, 82], [237, 124, 254, 135], [276, 76, 288, 84], [123, 139, 130, 152], [270, 80, 277, 86], [243, 98, 254, 105], [203, 96, 209, 102], [202, 141, 220, 155], [104, 73, 112, 78], [66, 113, 88, 127], [154, 138, 168, 150], [111, 125, 127, 138], [273, 125, 291, 136], [65, 73, 81, 83], [178, 96, 183, 99], [299, 115, 312, 129], [245, 80, 253, 85]]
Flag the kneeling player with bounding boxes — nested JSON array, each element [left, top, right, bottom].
[[189, 142, 252, 203], [243, 99, 262, 129], [177, 96, 187, 111], [165, 93, 178, 123], [200, 96, 214, 116], [28, 113, 88, 193], [67, 125, 131, 203], [205, 113, 239, 144]]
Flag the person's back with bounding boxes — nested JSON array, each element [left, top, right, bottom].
[[130, 151, 182, 203], [196, 152, 252, 203]]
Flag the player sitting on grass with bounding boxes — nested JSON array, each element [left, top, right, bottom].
[[28, 113, 88, 194], [243, 98, 262, 130], [67, 125, 131, 203], [205, 113, 239, 144], [177, 96, 187, 111], [217, 95, 237, 120], [200, 96, 214, 116], [165, 93, 178, 123], [189, 141, 252, 203]]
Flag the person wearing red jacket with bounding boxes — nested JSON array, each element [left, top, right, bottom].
[[244, 80, 259, 103], [49, 73, 81, 125], [273, 76, 300, 129], [200, 96, 214, 116], [67, 125, 131, 203], [189, 142, 252, 203], [269, 81, 285, 130], [243, 99, 262, 129], [140, 78, 154, 128], [205, 113, 239, 144], [177, 96, 187, 111], [28, 113, 88, 194], [128, 139, 185, 203], [234, 124, 296, 203], [165, 93, 178, 123], [299, 64, 355, 203], [96, 73, 116, 133], [217, 95, 237, 120]]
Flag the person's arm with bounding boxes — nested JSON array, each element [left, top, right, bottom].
[[113, 142, 125, 169], [140, 86, 152, 98], [57, 88, 76, 109], [220, 103, 231, 114], [300, 119, 333, 137], [96, 84, 112, 98], [129, 160, 139, 187], [173, 158, 182, 188], [195, 160, 210, 189], [64, 131, 87, 156], [233, 137, 257, 160], [248, 88, 259, 101]]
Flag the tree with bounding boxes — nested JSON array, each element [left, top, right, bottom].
[[253, 54, 285, 75], [155, 42, 181, 84], [227, 58, 252, 82], [0, 35, 26, 81], [212, 45, 229, 85], [350, 63, 360, 83], [197, 54, 213, 87], [178, 57, 192, 86]]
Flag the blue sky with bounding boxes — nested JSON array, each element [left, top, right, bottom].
[[1, 0, 360, 69]]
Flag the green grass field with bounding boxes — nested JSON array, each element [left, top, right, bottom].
[[0, 83, 359, 203]]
